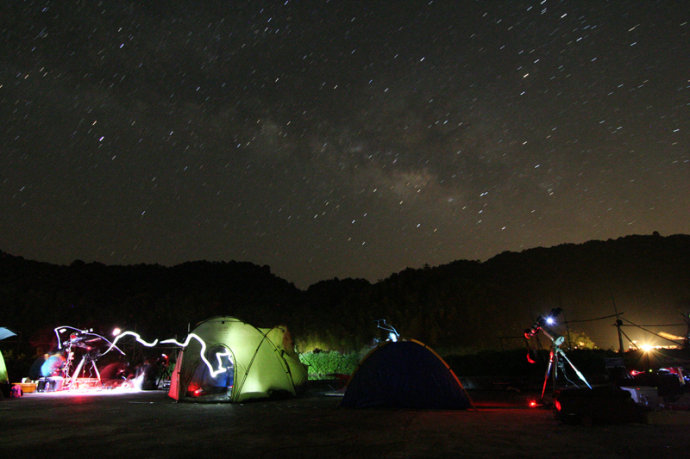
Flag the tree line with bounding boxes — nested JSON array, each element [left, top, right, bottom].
[[1, 233, 688, 360]]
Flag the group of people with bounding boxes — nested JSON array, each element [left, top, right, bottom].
[[28, 350, 66, 380]]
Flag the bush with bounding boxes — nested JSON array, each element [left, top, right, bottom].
[[299, 351, 360, 380]]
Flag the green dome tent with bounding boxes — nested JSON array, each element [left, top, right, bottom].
[[168, 317, 307, 402], [0, 349, 8, 385]]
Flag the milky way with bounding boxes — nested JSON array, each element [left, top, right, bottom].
[[1, 1, 688, 287]]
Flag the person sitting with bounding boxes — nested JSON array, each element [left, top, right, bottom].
[[40, 351, 65, 378]]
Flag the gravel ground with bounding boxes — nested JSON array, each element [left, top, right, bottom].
[[1, 387, 689, 458]]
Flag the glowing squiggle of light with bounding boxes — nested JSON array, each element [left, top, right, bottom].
[[54, 325, 124, 354], [100, 329, 232, 379], [161, 334, 232, 378], [54, 325, 89, 349], [103, 331, 159, 356]]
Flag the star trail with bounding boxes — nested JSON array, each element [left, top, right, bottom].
[[1, 1, 688, 287]]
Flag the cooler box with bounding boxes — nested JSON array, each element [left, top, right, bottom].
[[13, 382, 37, 393]]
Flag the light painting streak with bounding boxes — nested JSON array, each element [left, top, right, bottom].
[[55, 326, 233, 380], [161, 334, 233, 378], [103, 331, 159, 355], [54, 325, 124, 354]]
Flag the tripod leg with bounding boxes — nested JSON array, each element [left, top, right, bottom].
[[541, 349, 555, 400], [70, 356, 87, 389], [91, 359, 102, 386], [558, 349, 592, 389]]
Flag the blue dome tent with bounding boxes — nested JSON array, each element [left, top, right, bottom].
[[341, 339, 472, 409]]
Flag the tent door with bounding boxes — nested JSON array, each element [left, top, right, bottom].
[[187, 345, 235, 399]]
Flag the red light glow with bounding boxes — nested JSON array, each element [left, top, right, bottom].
[[554, 400, 562, 411], [187, 383, 203, 397]]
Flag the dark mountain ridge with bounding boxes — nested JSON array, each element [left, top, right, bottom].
[[1, 233, 688, 354]]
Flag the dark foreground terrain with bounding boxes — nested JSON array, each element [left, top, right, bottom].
[[1, 387, 689, 458]]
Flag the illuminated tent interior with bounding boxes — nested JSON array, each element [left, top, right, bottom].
[[341, 340, 472, 409], [168, 317, 307, 402]]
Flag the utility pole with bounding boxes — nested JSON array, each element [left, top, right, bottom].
[[612, 296, 624, 354], [616, 318, 624, 354]]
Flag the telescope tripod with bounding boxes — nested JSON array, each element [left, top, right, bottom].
[[540, 335, 592, 401], [65, 353, 102, 389]]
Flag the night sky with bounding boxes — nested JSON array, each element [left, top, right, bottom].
[[2, 1, 688, 288]]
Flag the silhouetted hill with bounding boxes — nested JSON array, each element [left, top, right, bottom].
[[1, 234, 689, 354], [477, 233, 690, 349], [0, 253, 301, 349], [365, 234, 689, 351]]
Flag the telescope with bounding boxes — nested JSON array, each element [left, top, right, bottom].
[[54, 325, 124, 390], [375, 319, 399, 342], [524, 307, 562, 340], [524, 308, 591, 401]]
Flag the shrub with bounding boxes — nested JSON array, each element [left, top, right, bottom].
[[299, 351, 360, 380]]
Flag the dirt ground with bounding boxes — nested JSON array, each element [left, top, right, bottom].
[[1, 387, 689, 458]]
